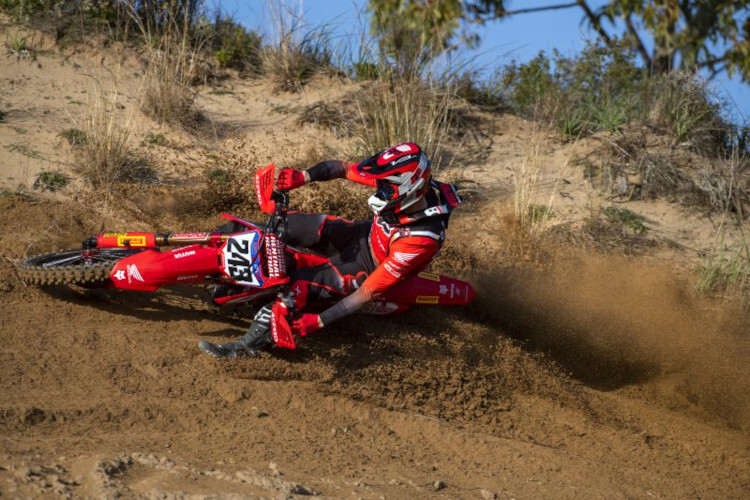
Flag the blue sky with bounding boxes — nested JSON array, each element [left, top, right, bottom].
[[217, 0, 749, 123]]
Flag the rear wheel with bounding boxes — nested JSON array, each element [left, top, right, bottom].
[[18, 249, 145, 286]]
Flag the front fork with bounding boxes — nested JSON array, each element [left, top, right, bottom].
[[84, 232, 231, 251]]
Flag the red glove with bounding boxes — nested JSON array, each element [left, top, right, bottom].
[[292, 314, 322, 337], [277, 168, 306, 191]]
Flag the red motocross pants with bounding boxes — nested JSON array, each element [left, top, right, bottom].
[[285, 212, 376, 310]]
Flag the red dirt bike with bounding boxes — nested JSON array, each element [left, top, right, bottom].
[[19, 165, 475, 349]]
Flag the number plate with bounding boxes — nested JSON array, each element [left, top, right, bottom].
[[222, 232, 263, 287]]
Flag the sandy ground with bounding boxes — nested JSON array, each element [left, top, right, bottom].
[[2, 20, 750, 499]]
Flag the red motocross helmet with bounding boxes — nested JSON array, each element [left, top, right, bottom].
[[355, 143, 432, 216]]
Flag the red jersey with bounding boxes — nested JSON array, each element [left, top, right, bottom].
[[340, 162, 445, 299]]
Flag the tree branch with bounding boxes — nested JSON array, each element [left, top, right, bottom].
[[625, 14, 653, 69], [576, 0, 611, 44], [499, 2, 579, 16], [677, 0, 693, 25], [701, 53, 730, 67]]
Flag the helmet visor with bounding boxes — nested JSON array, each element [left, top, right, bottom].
[[375, 179, 397, 202]]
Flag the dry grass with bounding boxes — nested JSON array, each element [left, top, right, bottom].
[[350, 79, 457, 168], [72, 74, 144, 188], [141, 44, 199, 126], [262, 2, 332, 92], [581, 129, 749, 216], [696, 229, 750, 305], [511, 131, 567, 236], [642, 71, 726, 155], [131, 4, 201, 127], [296, 101, 347, 137]]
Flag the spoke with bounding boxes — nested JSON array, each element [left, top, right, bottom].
[[42, 255, 86, 267], [40, 250, 135, 268]]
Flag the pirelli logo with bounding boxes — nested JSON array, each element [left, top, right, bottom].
[[418, 272, 441, 282], [416, 295, 439, 305], [117, 236, 147, 247]]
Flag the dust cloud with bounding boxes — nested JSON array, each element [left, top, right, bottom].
[[475, 255, 750, 429]]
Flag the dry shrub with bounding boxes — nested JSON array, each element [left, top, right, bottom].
[[582, 129, 750, 215], [691, 151, 749, 217], [296, 101, 348, 137], [445, 103, 496, 163], [168, 171, 255, 228], [282, 144, 371, 219], [350, 79, 456, 168], [282, 143, 368, 219], [262, 2, 332, 92], [199, 167, 248, 213], [179, 158, 370, 224], [556, 211, 657, 256], [642, 71, 726, 156], [580, 131, 691, 199]]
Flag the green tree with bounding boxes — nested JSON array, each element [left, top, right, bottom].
[[463, 0, 750, 81], [367, 0, 466, 78]]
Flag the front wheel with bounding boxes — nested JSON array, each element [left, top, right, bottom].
[[18, 249, 145, 286]]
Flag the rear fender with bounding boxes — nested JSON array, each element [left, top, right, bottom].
[[109, 245, 219, 291], [380, 272, 475, 307]]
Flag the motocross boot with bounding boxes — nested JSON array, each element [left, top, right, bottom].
[[198, 305, 274, 358]]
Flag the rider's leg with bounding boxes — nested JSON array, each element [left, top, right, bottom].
[[288, 226, 376, 310], [289, 263, 366, 310], [287, 213, 369, 257]]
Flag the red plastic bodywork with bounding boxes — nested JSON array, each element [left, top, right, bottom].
[[381, 272, 475, 306], [256, 164, 277, 214], [271, 300, 296, 349], [109, 245, 219, 291]]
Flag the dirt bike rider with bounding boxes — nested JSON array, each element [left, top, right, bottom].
[[198, 142, 462, 358]]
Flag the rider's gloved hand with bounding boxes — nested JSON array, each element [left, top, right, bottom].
[[277, 168, 307, 191], [292, 313, 322, 337]]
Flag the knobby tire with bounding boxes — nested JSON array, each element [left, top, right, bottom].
[[19, 249, 144, 286]]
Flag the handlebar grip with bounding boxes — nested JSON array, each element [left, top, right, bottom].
[[271, 190, 290, 208]]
